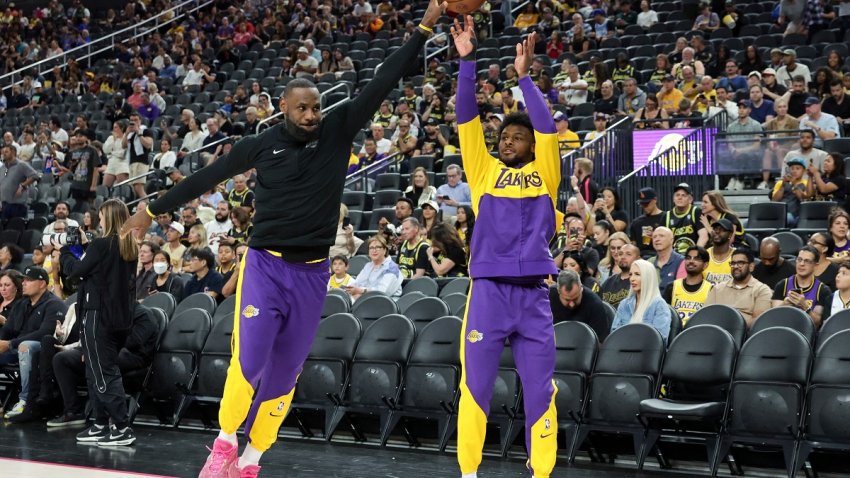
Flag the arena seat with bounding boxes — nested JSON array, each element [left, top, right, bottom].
[[351, 294, 399, 330], [402, 276, 439, 297], [174, 293, 218, 318], [717, 327, 811, 478], [322, 293, 351, 318], [552, 321, 598, 457], [816, 310, 850, 349], [750, 306, 817, 347], [177, 312, 235, 426], [291, 312, 362, 438], [141, 292, 177, 320], [439, 277, 470, 297], [686, 304, 748, 347], [403, 297, 450, 328], [396, 291, 426, 314], [569, 323, 665, 464], [326, 314, 415, 442], [380, 316, 462, 449], [638, 325, 738, 474]]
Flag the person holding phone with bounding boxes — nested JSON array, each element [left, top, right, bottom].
[[435, 164, 472, 217], [329, 204, 363, 259], [771, 245, 831, 327]]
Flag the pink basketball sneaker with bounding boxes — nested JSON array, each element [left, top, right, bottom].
[[198, 438, 238, 478], [230, 463, 261, 478]]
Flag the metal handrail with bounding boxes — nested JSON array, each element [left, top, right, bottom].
[[344, 151, 404, 191], [1, 0, 215, 92], [423, 32, 450, 75]]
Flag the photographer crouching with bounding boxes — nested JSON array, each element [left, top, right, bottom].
[[54, 199, 138, 446]]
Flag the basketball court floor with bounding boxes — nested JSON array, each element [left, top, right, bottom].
[[0, 422, 710, 478]]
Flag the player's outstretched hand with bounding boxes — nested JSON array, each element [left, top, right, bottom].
[[421, 0, 448, 29], [121, 209, 153, 241], [450, 15, 477, 58], [515, 31, 538, 79]]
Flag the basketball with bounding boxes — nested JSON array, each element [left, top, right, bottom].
[[445, 0, 487, 15]]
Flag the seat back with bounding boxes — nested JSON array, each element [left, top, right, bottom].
[[747, 202, 787, 229], [729, 328, 811, 435], [686, 304, 747, 347], [196, 313, 235, 397], [770, 231, 805, 257], [296, 313, 362, 403], [796, 201, 835, 230], [174, 292, 218, 317], [352, 294, 399, 329], [668, 305, 683, 344], [322, 293, 351, 318], [662, 325, 738, 401], [148, 308, 212, 400], [142, 292, 177, 319], [585, 324, 665, 425], [396, 291, 426, 313], [816, 309, 850, 349], [750, 306, 816, 347], [404, 296, 450, 326], [554, 322, 598, 418], [402, 276, 439, 297], [441, 293, 468, 318], [213, 295, 237, 323], [399, 316, 463, 409], [348, 314, 416, 406], [806, 330, 850, 441], [347, 255, 370, 276], [439, 277, 470, 297]]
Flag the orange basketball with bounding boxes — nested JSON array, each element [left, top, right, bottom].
[[445, 0, 487, 15]]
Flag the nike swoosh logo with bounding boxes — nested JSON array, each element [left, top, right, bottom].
[[269, 412, 285, 417], [540, 433, 554, 439], [273, 149, 286, 154]]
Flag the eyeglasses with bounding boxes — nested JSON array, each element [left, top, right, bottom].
[[796, 257, 816, 265], [684, 256, 704, 261], [730, 260, 750, 267], [808, 240, 827, 248]]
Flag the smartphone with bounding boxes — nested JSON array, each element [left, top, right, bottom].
[[342, 217, 351, 229], [439, 195, 450, 200], [792, 289, 803, 295]]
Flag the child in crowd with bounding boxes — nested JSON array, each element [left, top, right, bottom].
[[327, 255, 353, 290]]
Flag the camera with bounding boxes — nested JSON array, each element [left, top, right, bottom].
[[43, 226, 93, 246], [382, 223, 399, 238]]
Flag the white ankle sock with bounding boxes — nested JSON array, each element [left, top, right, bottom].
[[238, 444, 263, 468], [461, 473, 477, 478], [217, 430, 238, 446]]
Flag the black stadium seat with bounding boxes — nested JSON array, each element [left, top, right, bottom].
[[380, 316, 463, 448], [326, 314, 416, 441], [402, 276, 439, 297], [553, 322, 598, 455], [396, 291, 426, 314], [403, 297, 449, 327], [141, 292, 177, 320], [750, 306, 817, 346], [322, 293, 350, 318], [816, 309, 850, 348], [686, 304, 748, 347], [351, 294, 398, 329], [747, 202, 787, 237], [174, 292, 217, 317], [717, 327, 812, 478], [638, 325, 738, 473], [178, 312, 235, 426]]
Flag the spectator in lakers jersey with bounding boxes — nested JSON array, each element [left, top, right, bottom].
[[771, 245, 832, 328], [820, 263, 850, 321], [226, 174, 255, 211], [663, 245, 711, 326], [828, 209, 850, 264], [396, 217, 430, 279], [664, 183, 708, 250], [704, 218, 735, 285], [706, 248, 772, 327]]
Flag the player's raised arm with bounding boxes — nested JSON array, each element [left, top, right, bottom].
[[452, 15, 491, 188], [516, 32, 556, 135], [340, 0, 447, 134]]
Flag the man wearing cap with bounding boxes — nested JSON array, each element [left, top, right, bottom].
[[772, 157, 809, 226], [665, 183, 708, 250], [822, 80, 850, 135], [768, 48, 785, 71], [417, 117, 449, 158], [554, 111, 580, 155], [761, 68, 787, 101], [0, 266, 68, 420], [630, 187, 666, 257], [799, 96, 841, 148], [704, 218, 735, 285], [725, 100, 764, 187], [658, 74, 685, 114], [28, 81, 47, 110], [589, 8, 616, 40], [0, 144, 38, 220], [161, 222, 187, 272], [776, 49, 811, 89], [63, 129, 101, 212], [292, 46, 319, 80], [747, 85, 775, 123]]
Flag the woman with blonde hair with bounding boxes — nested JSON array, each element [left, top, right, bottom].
[[611, 259, 672, 342], [183, 224, 209, 269], [404, 166, 438, 207]]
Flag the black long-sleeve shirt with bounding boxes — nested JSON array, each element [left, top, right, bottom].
[[0, 292, 68, 349], [149, 31, 429, 262]]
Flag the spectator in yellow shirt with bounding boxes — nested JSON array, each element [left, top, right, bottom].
[[658, 74, 685, 114], [554, 111, 580, 156]]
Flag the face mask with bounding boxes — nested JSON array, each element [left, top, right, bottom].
[[153, 262, 168, 275]]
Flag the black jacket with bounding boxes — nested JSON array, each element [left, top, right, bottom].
[[0, 292, 68, 349], [119, 304, 159, 369], [61, 235, 136, 331]]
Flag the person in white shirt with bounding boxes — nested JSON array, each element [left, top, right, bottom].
[[205, 201, 233, 253], [707, 84, 738, 118], [102, 121, 129, 187], [148, 84, 166, 112], [798, 96, 841, 149], [353, 0, 374, 16], [359, 124, 393, 156], [637, 0, 659, 28], [557, 64, 589, 107], [436, 165, 472, 217], [43, 202, 80, 235], [182, 60, 206, 87], [293, 46, 319, 79], [181, 117, 208, 155], [776, 49, 811, 88], [48, 117, 68, 147]]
